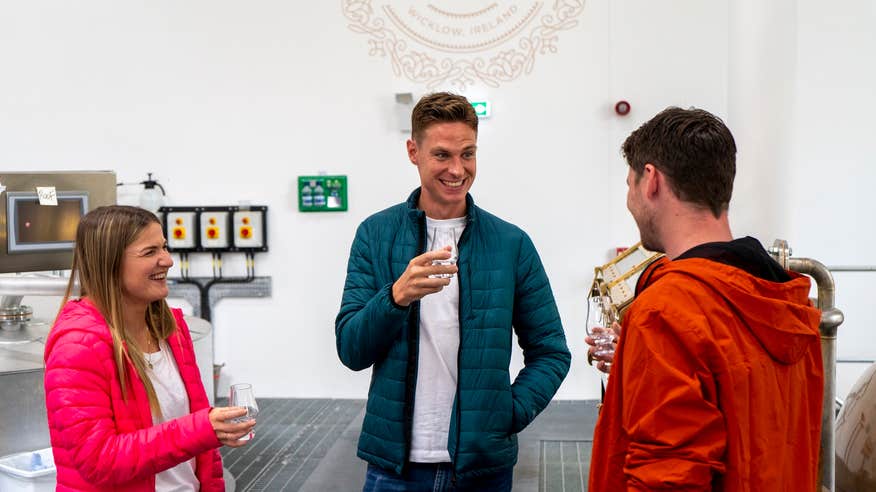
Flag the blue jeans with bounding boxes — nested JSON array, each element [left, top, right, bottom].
[[363, 462, 513, 492]]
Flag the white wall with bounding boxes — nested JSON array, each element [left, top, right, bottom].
[[2, 1, 873, 400], [791, 0, 876, 399]]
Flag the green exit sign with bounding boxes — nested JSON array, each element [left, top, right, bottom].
[[471, 101, 491, 118]]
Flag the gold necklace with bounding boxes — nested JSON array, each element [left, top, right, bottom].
[[144, 334, 159, 369]]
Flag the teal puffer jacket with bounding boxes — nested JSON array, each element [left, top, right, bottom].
[[336, 189, 571, 479]]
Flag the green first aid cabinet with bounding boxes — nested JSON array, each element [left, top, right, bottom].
[[298, 175, 347, 212]]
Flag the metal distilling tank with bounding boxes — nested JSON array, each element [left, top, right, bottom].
[[0, 302, 51, 457], [836, 363, 876, 492]]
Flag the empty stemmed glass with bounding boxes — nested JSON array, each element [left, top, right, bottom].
[[229, 383, 259, 441], [586, 296, 616, 361], [428, 226, 459, 279]]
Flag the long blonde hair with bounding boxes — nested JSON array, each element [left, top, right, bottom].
[[58, 205, 177, 415]]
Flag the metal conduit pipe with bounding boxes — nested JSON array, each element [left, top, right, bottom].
[[827, 266, 876, 272], [0, 276, 79, 297], [0, 295, 23, 309], [787, 257, 845, 492]]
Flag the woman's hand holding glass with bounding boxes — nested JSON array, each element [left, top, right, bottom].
[[229, 383, 259, 441], [208, 406, 256, 448], [209, 383, 259, 447]]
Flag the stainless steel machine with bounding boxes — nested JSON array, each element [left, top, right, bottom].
[[0, 171, 116, 274], [0, 171, 116, 458], [0, 276, 72, 457]]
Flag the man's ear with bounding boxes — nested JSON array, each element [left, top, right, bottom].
[[406, 139, 418, 165], [642, 163, 661, 199]]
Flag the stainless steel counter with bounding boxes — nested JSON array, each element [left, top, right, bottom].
[[0, 323, 50, 457], [0, 322, 49, 372]]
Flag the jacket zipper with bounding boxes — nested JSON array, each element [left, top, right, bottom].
[[451, 223, 470, 486], [402, 211, 428, 472]]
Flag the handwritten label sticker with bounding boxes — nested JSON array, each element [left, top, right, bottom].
[[36, 186, 58, 206]]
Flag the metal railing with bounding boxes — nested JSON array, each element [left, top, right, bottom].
[[771, 241, 845, 492]]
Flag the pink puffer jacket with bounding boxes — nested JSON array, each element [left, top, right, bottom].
[[44, 298, 223, 491]]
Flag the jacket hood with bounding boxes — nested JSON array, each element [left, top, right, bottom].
[[644, 257, 821, 364]]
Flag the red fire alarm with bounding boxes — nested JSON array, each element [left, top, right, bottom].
[[615, 100, 631, 116]]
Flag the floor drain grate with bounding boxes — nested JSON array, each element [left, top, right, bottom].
[[539, 440, 591, 492], [219, 398, 365, 491]]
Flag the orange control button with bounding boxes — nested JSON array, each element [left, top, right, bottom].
[[175, 218, 183, 225], [209, 217, 216, 225], [242, 217, 250, 225]]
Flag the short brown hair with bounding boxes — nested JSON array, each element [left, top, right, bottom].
[[411, 92, 478, 143], [623, 107, 736, 217]]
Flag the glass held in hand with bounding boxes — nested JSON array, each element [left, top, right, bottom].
[[591, 326, 616, 358], [586, 296, 616, 358], [229, 383, 259, 441], [428, 227, 459, 279]]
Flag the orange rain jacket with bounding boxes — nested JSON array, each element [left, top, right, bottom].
[[589, 256, 823, 491]]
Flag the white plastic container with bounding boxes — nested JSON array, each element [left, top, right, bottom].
[[0, 448, 56, 492]]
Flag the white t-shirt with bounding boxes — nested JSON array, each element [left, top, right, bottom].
[[409, 216, 466, 463], [144, 340, 200, 491]]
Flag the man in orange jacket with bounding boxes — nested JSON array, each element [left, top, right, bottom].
[[588, 107, 824, 491]]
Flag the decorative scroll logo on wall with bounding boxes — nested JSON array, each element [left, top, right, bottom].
[[343, 1, 586, 89]]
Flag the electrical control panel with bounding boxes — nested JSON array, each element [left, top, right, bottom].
[[199, 208, 231, 251], [232, 206, 268, 252], [160, 205, 268, 253], [160, 207, 199, 252]]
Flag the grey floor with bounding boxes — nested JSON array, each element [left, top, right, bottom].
[[219, 399, 600, 492]]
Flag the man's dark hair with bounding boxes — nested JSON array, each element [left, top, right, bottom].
[[411, 92, 478, 143], [622, 107, 737, 217]]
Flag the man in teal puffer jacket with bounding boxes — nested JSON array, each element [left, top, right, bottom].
[[336, 92, 571, 491]]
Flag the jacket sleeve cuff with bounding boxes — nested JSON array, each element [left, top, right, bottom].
[[191, 407, 221, 451], [383, 283, 410, 312]]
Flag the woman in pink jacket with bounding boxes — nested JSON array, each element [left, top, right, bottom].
[[44, 206, 256, 491]]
